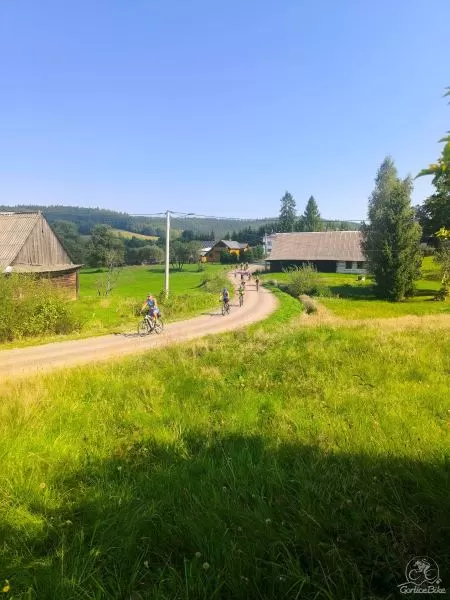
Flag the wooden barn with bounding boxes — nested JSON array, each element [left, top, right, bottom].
[[0, 212, 82, 298], [267, 231, 367, 274]]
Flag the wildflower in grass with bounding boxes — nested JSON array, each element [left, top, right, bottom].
[[240, 576, 249, 583], [195, 552, 201, 558], [237, 526, 242, 532], [2, 581, 10, 593], [39, 482, 46, 489], [202, 562, 210, 571], [144, 561, 149, 568], [265, 518, 272, 525]]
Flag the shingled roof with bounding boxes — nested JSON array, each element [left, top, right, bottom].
[[268, 231, 365, 262], [0, 212, 41, 267], [0, 212, 81, 271]]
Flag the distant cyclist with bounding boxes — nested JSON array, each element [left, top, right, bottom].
[[141, 294, 160, 320], [255, 276, 260, 291], [238, 282, 245, 306]]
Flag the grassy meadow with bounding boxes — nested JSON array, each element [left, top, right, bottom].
[[0, 288, 449, 599], [75, 263, 228, 330], [262, 256, 450, 319]]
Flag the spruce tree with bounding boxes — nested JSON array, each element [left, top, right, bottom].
[[362, 157, 422, 301], [302, 196, 322, 231], [278, 192, 296, 232]]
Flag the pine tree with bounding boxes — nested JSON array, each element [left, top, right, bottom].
[[301, 196, 322, 231], [278, 192, 296, 232], [362, 157, 422, 301]]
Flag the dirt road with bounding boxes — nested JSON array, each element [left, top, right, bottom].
[[0, 276, 277, 379]]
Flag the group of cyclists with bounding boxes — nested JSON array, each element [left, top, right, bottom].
[[220, 271, 260, 313], [141, 270, 261, 324]]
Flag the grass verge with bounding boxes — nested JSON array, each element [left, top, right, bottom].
[[0, 294, 448, 599]]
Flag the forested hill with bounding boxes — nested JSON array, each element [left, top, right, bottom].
[[0, 204, 360, 239], [0, 204, 277, 239]]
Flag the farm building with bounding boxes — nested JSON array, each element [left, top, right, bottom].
[[267, 231, 367, 274], [0, 212, 82, 298], [204, 240, 248, 263]]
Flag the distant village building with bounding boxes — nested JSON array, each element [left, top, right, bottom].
[[205, 240, 248, 263], [267, 231, 367, 274], [263, 233, 277, 256], [0, 212, 82, 298]]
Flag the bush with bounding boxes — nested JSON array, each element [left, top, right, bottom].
[[0, 275, 80, 342], [198, 272, 230, 294], [284, 264, 321, 297], [299, 295, 318, 314], [220, 251, 238, 265]]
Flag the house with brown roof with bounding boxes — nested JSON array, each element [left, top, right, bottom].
[[205, 240, 248, 263], [0, 212, 82, 298], [267, 231, 367, 274]]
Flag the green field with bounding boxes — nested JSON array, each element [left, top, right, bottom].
[[0, 288, 448, 599], [263, 257, 450, 319], [75, 263, 228, 331], [112, 228, 159, 241]]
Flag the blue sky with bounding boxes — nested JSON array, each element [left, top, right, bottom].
[[0, 1, 448, 220]]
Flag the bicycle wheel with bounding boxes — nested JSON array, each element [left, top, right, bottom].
[[138, 319, 150, 336], [153, 317, 164, 334], [221, 303, 226, 316], [239, 295, 243, 307], [226, 302, 230, 315]]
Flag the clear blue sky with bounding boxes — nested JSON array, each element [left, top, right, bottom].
[[0, 1, 448, 220]]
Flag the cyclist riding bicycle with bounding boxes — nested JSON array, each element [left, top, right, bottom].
[[238, 283, 245, 305], [141, 294, 160, 320], [221, 287, 230, 307]]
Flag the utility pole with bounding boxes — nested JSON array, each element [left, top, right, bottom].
[[164, 210, 171, 297]]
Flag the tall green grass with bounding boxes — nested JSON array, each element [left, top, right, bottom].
[[0, 275, 80, 342], [0, 292, 448, 599]]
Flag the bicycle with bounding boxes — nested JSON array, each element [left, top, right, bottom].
[[138, 313, 164, 336], [221, 300, 231, 316], [239, 293, 244, 307]]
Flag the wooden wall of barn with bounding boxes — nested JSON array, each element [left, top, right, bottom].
[[47, 270, 79, 299], [13, 215, 71, 266]]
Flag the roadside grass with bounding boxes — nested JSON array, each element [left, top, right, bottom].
[[263, 257, 450, 319], [0, 294, 449, 599], [0, 264, 229, 349]]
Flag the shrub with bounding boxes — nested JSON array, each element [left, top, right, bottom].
[[198, 272, 230, 294], [284, 264, 321, 297], [0, 275, 80, 342], [299, 294, 318, 314]]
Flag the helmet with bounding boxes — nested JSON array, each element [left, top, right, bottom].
[[223, 288, 228, 292]]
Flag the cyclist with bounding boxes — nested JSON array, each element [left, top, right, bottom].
[[221, 287, 230, 308], [255, 276, 260, 291], [238, 282, 245, 306], [141, 294, 160, 321]]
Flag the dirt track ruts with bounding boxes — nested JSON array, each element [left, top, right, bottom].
[[0, 276, 277, 380]]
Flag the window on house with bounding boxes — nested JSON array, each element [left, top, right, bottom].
[[357, 261, 364, 269], [345, 261, 352, 269]]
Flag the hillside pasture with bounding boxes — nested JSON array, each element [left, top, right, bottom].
[[112, 228, 159, 241]]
